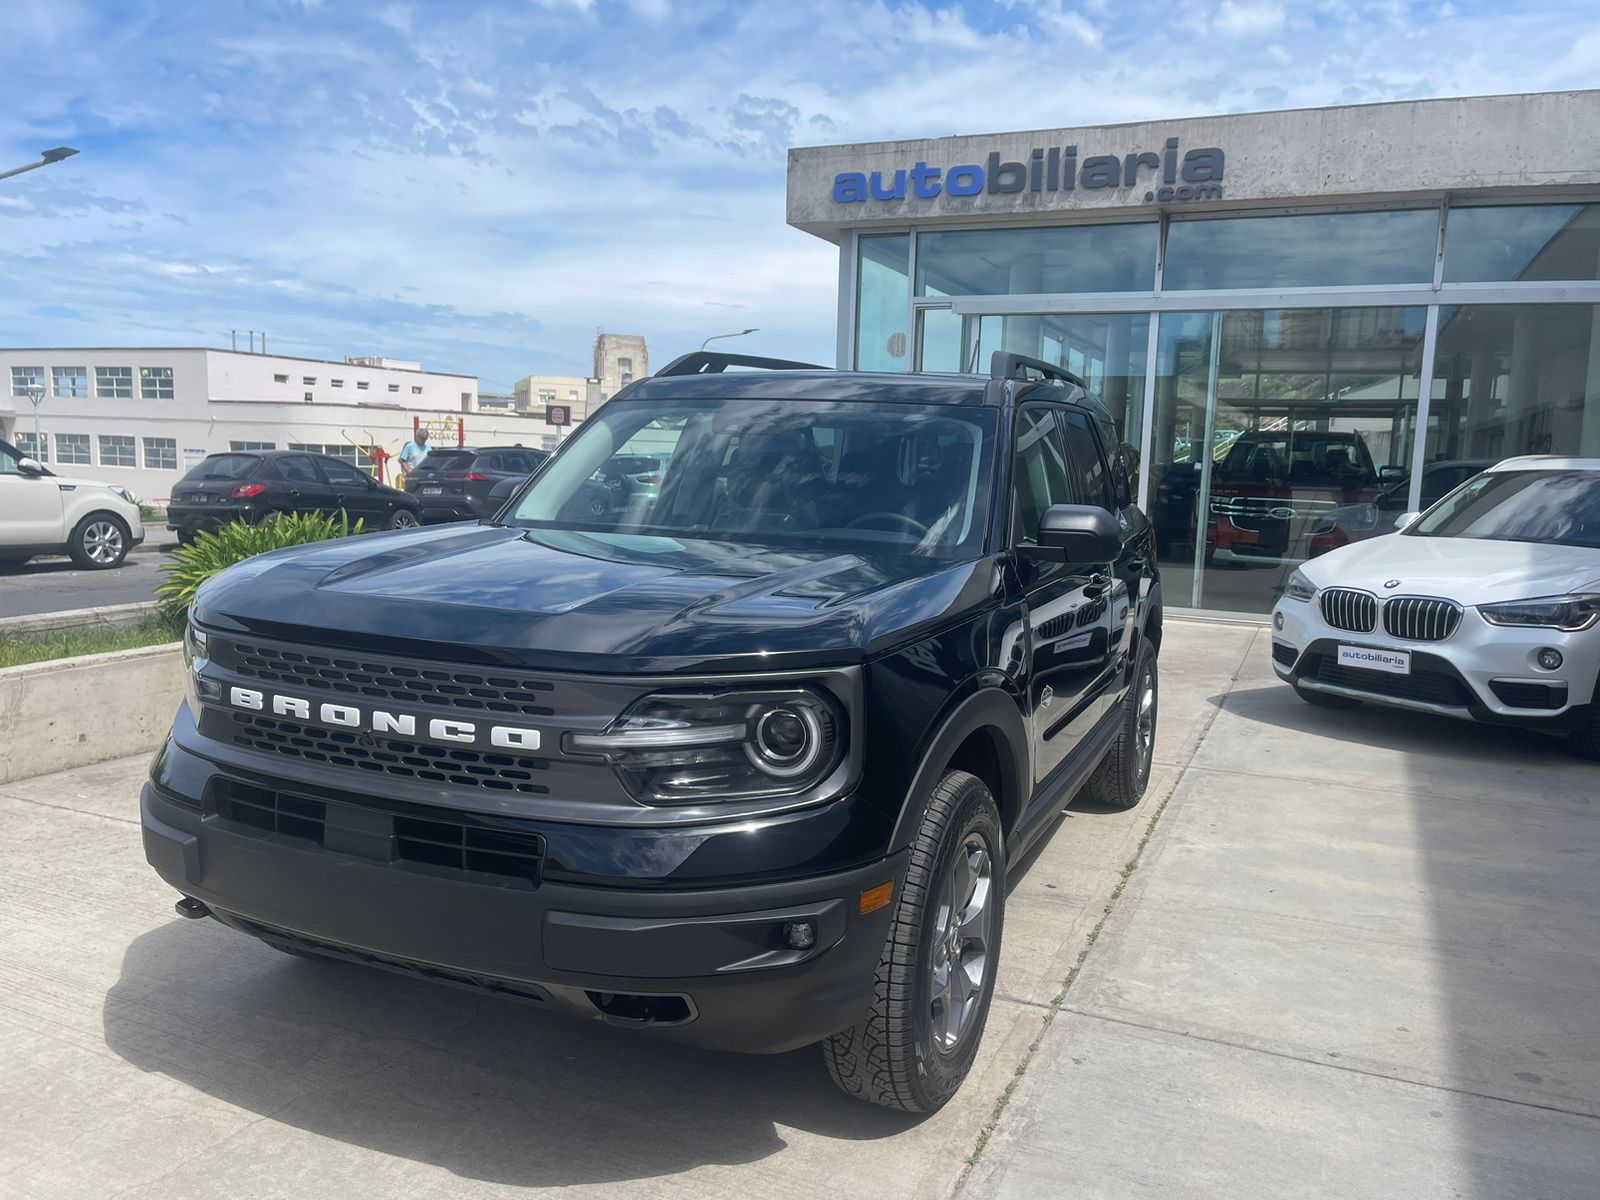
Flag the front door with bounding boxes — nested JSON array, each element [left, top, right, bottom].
[[0, 442, 64, 546], [1011, 406, 1116, 789]]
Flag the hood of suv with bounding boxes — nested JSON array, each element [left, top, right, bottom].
[[194, 523, 993, 672], [1304, 532, 1600, 606]]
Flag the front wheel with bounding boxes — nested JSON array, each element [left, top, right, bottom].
[[68, 514, 131, 569], [1568, 700, 1600, 762], [824, 769, 1004, 1113], [386, 508, 420, 530], [1083, 639, 1158, 810]]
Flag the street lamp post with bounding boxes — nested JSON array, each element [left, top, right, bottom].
[[24, 386, 45, 459], [0, 147, 80, 184], [700, 327, 759, 351]]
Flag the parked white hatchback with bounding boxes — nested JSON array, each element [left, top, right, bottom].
[[1271, 456, 1600, 759], [0, 436, 145, 570]]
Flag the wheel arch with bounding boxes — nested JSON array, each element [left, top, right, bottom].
[[888, 687, 1030, 852]]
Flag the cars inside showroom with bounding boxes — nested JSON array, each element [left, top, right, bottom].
[[786, 89, 1600, 617]]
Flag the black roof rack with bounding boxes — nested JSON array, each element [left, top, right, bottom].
[[989, 351, 1088, 391], [654, 350, 830, 378]]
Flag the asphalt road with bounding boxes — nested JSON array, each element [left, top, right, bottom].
[[0, 534, 178, 618]]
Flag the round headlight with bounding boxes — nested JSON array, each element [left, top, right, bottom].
[[748, 704, 823, 778]]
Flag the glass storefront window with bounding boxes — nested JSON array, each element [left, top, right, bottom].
[[1163, 210, 1439, 290], [1149, 306, 1426, 613], [1443, 205, 1600, 283], [915, 223, 1157, 297], [855, 234, 910, 372], [1426, 304, 1600, 461]]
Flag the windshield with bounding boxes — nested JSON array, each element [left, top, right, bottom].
[[1216, 433, 1376, 486], [184, 455, 259, 481], [1409, 469, 1600, 548], [505, 398, 996, 559]]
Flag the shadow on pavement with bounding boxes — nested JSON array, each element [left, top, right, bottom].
[[103, 916, 919, 1187]]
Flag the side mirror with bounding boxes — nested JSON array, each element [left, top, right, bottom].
[[17, 456, 45, 476], [1379, 465, 1407, 479], [1025, 503, 1122, 564], [1394, 510, 1420, 531]]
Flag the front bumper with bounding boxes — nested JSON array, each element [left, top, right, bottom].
[[1271, 597, 1599, 729], [141, 753, 905, 1054]]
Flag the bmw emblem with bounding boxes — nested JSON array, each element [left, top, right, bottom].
[[1384, 579, 1401, 589]]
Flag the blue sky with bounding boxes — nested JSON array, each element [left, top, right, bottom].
[[2, 0, 1598, 388]]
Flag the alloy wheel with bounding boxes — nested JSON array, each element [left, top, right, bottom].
[[1134, 663, 1156, 785], [83, 520, 124, 565], [929, 833, 994, 1053]]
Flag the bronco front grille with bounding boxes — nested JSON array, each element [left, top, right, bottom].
[[229, 712, 550, 794], [1319, 587, 1377, 633], [1382, 596, 1462, 642], [228, 640, 555, 718]]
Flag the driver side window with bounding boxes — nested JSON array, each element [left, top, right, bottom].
[[0, 444, 19, 475], [1012, 408, 1073, 546]]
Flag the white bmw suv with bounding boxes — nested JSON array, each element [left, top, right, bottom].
[[0, 436, 146, 570], [1271, 456, 1600, 759]]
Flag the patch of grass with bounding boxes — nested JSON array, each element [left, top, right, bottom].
[[0, 614, 184, 669]]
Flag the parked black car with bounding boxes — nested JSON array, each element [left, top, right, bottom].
[[168, 451, 421, 542], [143, 351, 1162, 1113], [409, 445, 550, 523]]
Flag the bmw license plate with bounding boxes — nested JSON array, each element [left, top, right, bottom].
[[421, 486, 442, 495], [1337, 644, 1410, 675]]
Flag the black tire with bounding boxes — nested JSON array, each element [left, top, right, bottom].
[[386, 507, 420, 530], [1568, 703, 1600, 762], [1083, 639, 1159, 810], [175, 528, 194, 547], [67, 513, 131, 569], [252, 510, 285, 528], [1293, 684, 1361, 710], [824, 769, 1005, 1113]]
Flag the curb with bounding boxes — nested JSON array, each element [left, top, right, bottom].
[[0, 601, 162, 640], [0, 642, 183, 785]]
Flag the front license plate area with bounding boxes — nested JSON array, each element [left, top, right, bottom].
[[1337, 644, 1411, 675]]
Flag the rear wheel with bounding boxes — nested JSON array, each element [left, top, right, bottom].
[[68, 514, 130, 569], [1083, 639, 1158, 810], [1294, 684, 1361, 710], [824, 769, 1004, 1113], [386, 508, 420, 530]]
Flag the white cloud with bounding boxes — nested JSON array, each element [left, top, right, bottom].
[[1215, 0, 1285, 37]]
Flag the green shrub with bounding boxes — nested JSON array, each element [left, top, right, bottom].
[[156, 511, 363, 619]]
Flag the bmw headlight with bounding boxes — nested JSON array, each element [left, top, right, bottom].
[[568, 687, 846, 804], [1284, 569, 1316, 602], [1478, 594, 1600, 632]]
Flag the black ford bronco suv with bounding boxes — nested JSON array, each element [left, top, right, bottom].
[[142, 350, 1162, 1112]]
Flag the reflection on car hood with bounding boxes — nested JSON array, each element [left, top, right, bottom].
[[193, 523, 994, 672], [1304, 532, 1600, 605]]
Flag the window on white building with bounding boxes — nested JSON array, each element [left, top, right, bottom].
[[229, 440, 276, 451], [14, 432, 47, 462], [411, 385, 423, 395], [99, 435, 136, 467], [95, 366, 133, 398], [356, 380, 369, 390], [140, 367, 174, 400], [331, 378, 344, 388], [618, 357, 634, 384], [143, 436, 178, 470], [303, 391, 313, 403], [302, 376, 316, 386], [10, 365, 44, 396], [52, 366, 88, 398], [57, 434, 90, 464], [273, 373, 289, 384], [388, 383, 400, 392], [538, 389, 556, 403]]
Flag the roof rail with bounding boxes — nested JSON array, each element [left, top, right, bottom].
[[654, 350, 830, 378], [989, 351, 1087, 391]]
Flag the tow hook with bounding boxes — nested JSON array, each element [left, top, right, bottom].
[[174, 896, 211, 920]]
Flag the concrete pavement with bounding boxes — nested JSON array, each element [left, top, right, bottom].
[[3, 618, 1595, 1198], [965, 627, 1600, 1199]]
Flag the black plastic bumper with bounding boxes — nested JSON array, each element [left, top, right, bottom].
[[142, 784, 905, 1054]]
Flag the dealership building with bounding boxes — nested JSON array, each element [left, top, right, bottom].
[[787, 89, 1600, 614]]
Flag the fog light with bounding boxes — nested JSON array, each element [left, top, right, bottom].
[[782, 921, 816, 951], [1273, 611, 1284, 630], [1537, 647, 1563, 671]]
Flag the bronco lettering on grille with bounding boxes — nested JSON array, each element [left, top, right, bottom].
[[227, 686, 541, 751]]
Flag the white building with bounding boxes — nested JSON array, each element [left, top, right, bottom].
[[0, 347, 556, 503]]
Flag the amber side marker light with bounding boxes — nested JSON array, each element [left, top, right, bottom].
[[859, 881, 894, 916]]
